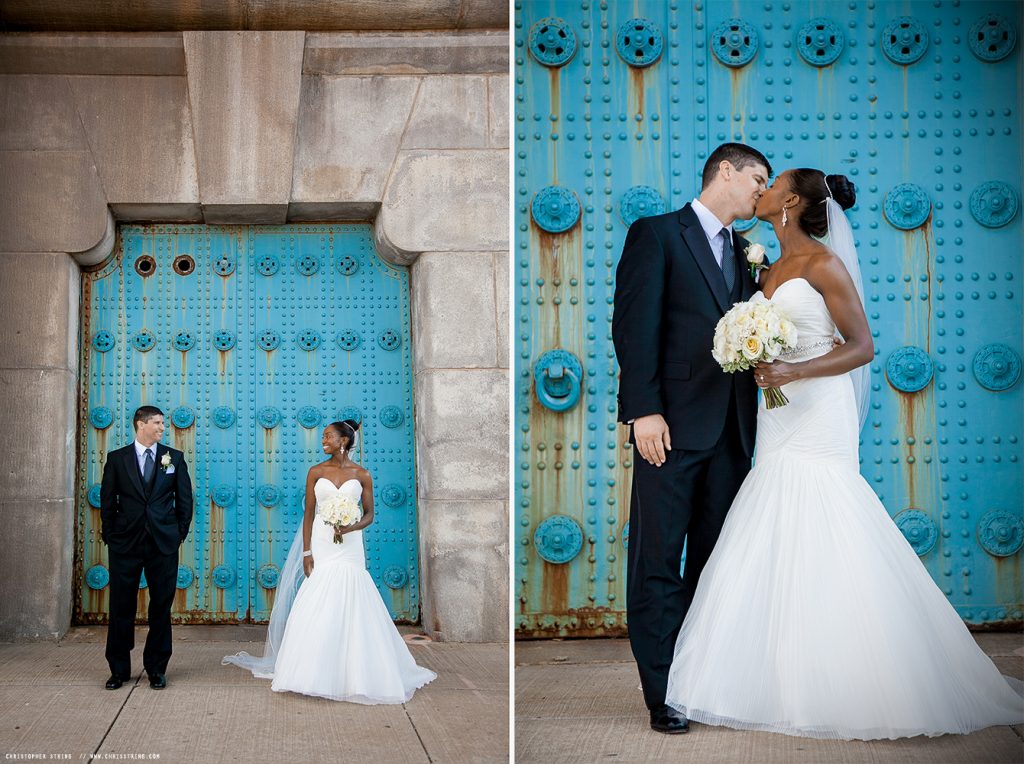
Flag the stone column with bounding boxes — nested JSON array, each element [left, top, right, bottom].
[[0, 253, 81, 638]]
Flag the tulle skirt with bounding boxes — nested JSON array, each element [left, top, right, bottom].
[[269, 520, 436, 704], [665, 372, 1024, 739]]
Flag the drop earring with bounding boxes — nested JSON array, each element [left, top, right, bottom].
[[782, 206, 788, 227]]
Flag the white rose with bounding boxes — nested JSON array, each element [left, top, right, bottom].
[[741, 335, 764, 361], [161, 453, 171, 467], [745, 243, 766, 265]]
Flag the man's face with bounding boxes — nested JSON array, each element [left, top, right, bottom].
[[135, 415, 165, 445], [731, 162, 770, 218]]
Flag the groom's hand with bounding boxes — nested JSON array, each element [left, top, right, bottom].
[[633, 414, 671, 467]]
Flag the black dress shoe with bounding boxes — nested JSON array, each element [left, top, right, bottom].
[[104, 675, 128, 690], [148, 673, 167, 690], [650, 704, 689, 734]]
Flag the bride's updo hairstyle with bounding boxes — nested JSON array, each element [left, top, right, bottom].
[[329, 419, 361, 449], [789, 169, 856, 237]]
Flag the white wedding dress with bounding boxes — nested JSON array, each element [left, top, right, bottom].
[[665, 277, 1024, 739], [225, 478, 436, 703]]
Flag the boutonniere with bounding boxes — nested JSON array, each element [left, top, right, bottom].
[[745, 243, 768, 279], [160, 452, 172, 472]]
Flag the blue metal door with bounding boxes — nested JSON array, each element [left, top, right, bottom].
[[76, 224, 421, 624], [515, 1, 1023, 636]]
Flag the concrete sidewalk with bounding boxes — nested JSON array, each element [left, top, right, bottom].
[[0, 625, 508, 763], [516, 635, 1024, 764]]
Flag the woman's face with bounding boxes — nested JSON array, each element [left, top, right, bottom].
[[322, 425, 347, 454], [754, 170, 794, 220]]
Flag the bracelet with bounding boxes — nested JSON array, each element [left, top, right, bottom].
[[302, 550, 312, 558]]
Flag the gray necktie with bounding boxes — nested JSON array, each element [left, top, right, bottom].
[[143, 448, 155, 484], [720, 228, 736, 291]]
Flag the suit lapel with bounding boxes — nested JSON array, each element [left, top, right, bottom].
[[733, 231, 757, 299], [124, 445, 145, 499], [678, 205, 730, 313]]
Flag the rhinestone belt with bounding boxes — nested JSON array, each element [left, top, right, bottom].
[[780, 337, 835, 359]]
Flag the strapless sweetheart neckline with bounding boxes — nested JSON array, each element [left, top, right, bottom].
[[315, 477, 361, 492], [759, 276, 818, 302]]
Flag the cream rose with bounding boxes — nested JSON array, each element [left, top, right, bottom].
[[745, 243, 766, 265]]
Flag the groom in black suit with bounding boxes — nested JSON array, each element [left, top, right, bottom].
[[100, 405, 193, 690], [612, 143, 771, 733]]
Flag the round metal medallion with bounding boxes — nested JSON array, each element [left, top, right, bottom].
[[171, 406, 195, 429], [969, 14, 1016, 62], [131, 330, 156, 352], [881, 17, 929, 65], [711, 18, 759, 68], [297, 330, 322, 351], [337, 330, 361, 351], [213, 254, 235, 276], [176, 565, 194, 589], [531, 186, 581, 234], [883, 183, 931, 230], [257, 564, 280, 589], [895, 509, 938, 556], [969, 181, 1019, 228], [85, 565, 109, 590], [615, 18, 664, 68], [256, 484, 281, 508], [380, 484, 407, 508], [977, 509, 1024, 557], [257, 407, 282, 429], [528, 18, 577, 67], [379, 405, 404, 429], [88, 484, 102, 509], [257, 330, 280, 351], [172, 330, 195, 352], [797, 17, 844, 67], [212, 406, 235, 429], [885, 346, 934, 392], [619, 186, 666, 227], [212, 565, 236, 589], [256, 254, 279, 276], [534, 515, 584, 564], [90, 406, 114, 430], [296, 406, 322, 429], [337, 255, 359, 276], [212, 330, 235, 351], [212, 485, 236, 508], [378, 330, 401, 351], [92, 331, 115, 353], [972, 343, 1021, 391], [382, 566, 408, 589]]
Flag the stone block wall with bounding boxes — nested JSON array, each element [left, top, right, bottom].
[[0, 30, 509, 642]]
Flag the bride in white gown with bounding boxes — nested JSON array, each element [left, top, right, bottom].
[[665, 169, 1024, 739], [224, 420, 436, 703]]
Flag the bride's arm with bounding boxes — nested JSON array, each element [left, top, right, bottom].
[[755, 257, 873, 387], [302, 468, 317, 575], [344, 470, 375, 534]]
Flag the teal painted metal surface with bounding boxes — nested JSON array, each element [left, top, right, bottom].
[[76, 225, 420, 624], [515, 0, 1023, 637]]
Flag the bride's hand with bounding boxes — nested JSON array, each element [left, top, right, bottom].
[[754, 360, 800, 388], [303, 556, 314, 577]]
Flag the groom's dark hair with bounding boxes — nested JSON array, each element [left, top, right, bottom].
[[133, 405, 163, 430], [701, 143, 772, 189]]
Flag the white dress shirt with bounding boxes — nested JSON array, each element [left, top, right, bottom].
[[691, 197, 733, 268], [134, 440, 157, 477]]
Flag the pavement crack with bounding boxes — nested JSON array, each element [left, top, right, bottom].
[[403, 704, 433, 763], [90, 675, 140, 759]]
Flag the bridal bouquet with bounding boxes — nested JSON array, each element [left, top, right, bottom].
[[712, 300, 798, 409], [319, 495, 361, 543]]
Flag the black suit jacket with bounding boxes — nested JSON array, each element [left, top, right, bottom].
[[100, 443, 194, 556], [612, 204, 760, 455]]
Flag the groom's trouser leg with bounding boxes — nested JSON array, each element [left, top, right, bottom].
[[627, 444, 708, 710], [679, 399, 751, 616], [142, 536, 178, 675], [106, 546, 144, 677]]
